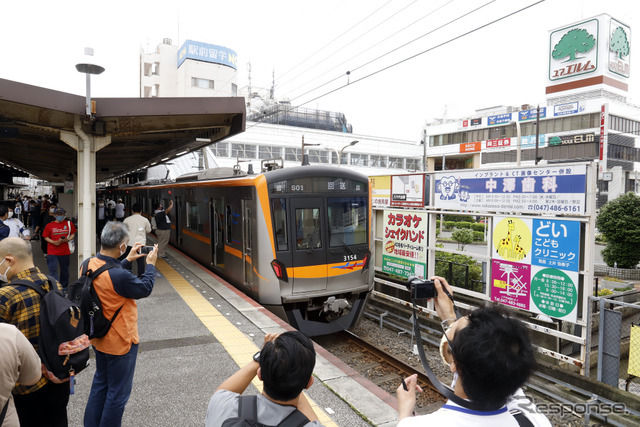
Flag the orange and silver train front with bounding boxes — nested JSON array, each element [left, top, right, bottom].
[[260, 166, 373, 336]]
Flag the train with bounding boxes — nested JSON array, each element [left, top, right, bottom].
[[99, 164, 373, 336]]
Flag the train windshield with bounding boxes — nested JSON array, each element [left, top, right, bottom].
[[327, 197, 367, 247]]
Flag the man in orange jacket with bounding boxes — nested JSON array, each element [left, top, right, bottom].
[[82, 222, 157, 427]]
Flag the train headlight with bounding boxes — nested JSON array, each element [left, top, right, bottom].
[[271, 259, 288, 282]]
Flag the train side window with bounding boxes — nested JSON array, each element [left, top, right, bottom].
[[327, 197, 367, 247], [271, 198, 288, 251], [186, 202, 199, 231], [295, 208, 321, 250]]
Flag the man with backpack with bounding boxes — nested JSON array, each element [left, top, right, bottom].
[[206, 331, 323, 427], [0, 237, 70, 427], [82, 221, 157, 427]]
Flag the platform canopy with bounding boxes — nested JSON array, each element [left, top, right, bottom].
[[0, 78, 245, 182]]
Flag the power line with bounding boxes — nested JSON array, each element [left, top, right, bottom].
[[277, 0, 394, 82], [296, 0, 546, 107], [289, 0, 495, 103], [278, 0, 419, 93], [285, 0, 455, 99]]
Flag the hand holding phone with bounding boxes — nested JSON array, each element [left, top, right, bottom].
[[139, 246, 154, 255]]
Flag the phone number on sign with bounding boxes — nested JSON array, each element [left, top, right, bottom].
[[527, 204, 581, 212]]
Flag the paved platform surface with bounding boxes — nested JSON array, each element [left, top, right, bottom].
[[29, 237, 399, 426]]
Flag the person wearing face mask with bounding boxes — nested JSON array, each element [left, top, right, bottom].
[[40, 203, 57, 257], [41, 207, 76, 290], [0, 206, 12, 243], [96, 199, 112, 241], [396, 277, 550, 427], [1, 206, 31, 240], [81, 221, 157, 427], [0, 237, 70, 426]]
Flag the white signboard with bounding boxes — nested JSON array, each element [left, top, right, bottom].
[[433, 164, 587, 215]]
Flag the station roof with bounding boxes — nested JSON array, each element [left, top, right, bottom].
[[0, 78, 245, 183]]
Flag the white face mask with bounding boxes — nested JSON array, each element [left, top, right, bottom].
[[120, 243, 127, 257], [0, 259, 12, 283], [7, 211, 13, 218]]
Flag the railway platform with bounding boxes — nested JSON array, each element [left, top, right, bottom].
[[27, 237, 399, 426]]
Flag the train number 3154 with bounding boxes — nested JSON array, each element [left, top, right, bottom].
[[343, 254, 358, 261]]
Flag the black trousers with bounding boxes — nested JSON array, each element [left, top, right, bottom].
[[13, 381, 70, 427]]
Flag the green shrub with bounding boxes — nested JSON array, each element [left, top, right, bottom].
[[443, 214, 474, 222], [435, 251, 483, 292], [473, 231, 484, 241], [597, 288, 613, 297], [452, 228, 474, 250], [456, 221, 472, 229], [471, 223, 485, 232], [444, 221, 456, 229]]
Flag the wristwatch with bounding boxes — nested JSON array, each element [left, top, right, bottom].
[[253, 351, 261, 363]]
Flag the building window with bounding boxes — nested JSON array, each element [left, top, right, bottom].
[[259, 145, 282, 159], [151, 85, 159, 97], [388, 157, 403, 169], [213, 143, 229, 157], [232, 143, 257, 159], [285, 148, 301, 162], [406, 159, 418, 170], [152, 63, 160, 76], [192, 77, 214, 89], [231, 83, 238, 97], [308, 149, 329, 163]]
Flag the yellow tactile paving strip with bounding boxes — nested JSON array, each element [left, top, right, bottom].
[[156, 259, 338, 427]]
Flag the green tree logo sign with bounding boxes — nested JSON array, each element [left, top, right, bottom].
[[552, 28, 596, 62], [610, 26, 630, 59]]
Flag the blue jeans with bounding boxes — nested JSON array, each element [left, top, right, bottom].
[[84, 344, 139, 427], [47, 254, 70, 288]]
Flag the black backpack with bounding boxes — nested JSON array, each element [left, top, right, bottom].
[[11, 277, 90, 380], [221, 395, 309, 427], [67, 260, 122, 339]]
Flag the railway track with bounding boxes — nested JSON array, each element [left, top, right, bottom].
[[313, 330, 447, 415]]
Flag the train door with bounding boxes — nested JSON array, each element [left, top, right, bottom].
[[242, 200, 253, 288], [175, 196, 183, 247], [289, 198, 327, 293]]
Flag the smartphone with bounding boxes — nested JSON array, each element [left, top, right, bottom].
[[139, 246, 154, 255]]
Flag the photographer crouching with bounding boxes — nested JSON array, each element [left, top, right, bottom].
[[397, 276, 551, 426]]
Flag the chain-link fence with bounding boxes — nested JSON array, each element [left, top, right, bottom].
[[586, 293, 640, 394]]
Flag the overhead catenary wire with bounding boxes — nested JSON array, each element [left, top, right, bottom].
[[295, 0, 546, 107], [276, 0, 394, 83], [277, 0, 420, 93], [289, 0, 496, 103], [285, 0, 455, 99]]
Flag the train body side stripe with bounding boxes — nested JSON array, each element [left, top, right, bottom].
[[181, 228, 210, 244]]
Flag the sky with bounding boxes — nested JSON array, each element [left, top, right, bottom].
[[0, 0, 637, 143]]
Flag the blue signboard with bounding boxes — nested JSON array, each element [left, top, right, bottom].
[[531, 219, 580, 271], [178, 40, 238, 69], [553, 102, 579, 117], [521, 134, 546, 148], [488, 113, 512, 126], [519, 107, 546, 121]]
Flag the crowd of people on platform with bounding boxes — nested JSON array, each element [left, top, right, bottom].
[[0, 193, 159, 427], [1, 193, 552, 426]]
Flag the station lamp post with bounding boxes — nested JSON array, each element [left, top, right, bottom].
[[338, 140, 359, 166], [71, 47, 106, 261], [76, 48, 105, 120]]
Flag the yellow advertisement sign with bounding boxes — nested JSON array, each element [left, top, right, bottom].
[[369, 175, 390, 207]]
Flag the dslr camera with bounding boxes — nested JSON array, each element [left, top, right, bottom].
[[406, 276, 436, 299]]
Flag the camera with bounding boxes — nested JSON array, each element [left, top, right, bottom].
[[406, 276, 436, 299], [139, 246, 154, 255]]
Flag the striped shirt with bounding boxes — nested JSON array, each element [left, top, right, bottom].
[[0, 267, 63, 394]]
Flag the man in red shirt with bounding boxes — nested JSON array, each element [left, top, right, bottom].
[[42, 207, 76, 290]]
